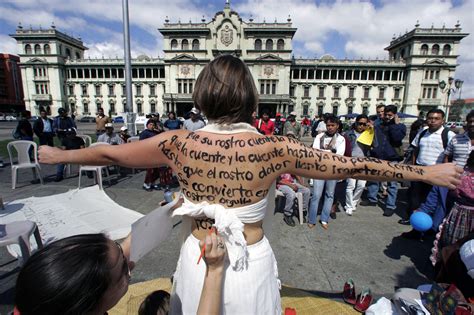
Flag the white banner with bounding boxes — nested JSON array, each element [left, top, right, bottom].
[[0, 185, 143, 257]]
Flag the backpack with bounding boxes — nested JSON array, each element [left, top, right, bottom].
[[342, 133, 352, 157]]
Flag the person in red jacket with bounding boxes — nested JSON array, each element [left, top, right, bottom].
[[301, 116, 311, 136], [255, 110, 275, 135]]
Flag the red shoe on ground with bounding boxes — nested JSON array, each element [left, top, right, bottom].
[[342, 279, 357, 305], [354, 287, 373, 312]]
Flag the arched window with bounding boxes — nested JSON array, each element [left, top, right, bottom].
[[34, 44, 41, 54], [43, 44, 51, 54], [432, 44, 439, 55], [254, 39, 262, 50], [265, 39, 273, 50], [277, 39, 284, 50], [75, 52, 81, 59], [192, 39, 200, 50], [442, 44, 451, 56], [25, 44, 32, 54], [170, 39, 178, 50], [420, 44, 428, 55], [65, 48, 71, 59], [362, 106, 369, 115], [181, 39, 189, 50], [400, 48, 405, 59]]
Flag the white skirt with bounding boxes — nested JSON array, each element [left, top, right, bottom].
[[170, 234, 281, 315]]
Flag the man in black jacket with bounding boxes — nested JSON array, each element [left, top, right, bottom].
[[360, 105, 406, 216], [53, 108, 76, 141], [33, 109, 55, 146]]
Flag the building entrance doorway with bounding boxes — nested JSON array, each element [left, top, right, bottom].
[[257, 104, 277, 117], [176, 102, 194, 118]]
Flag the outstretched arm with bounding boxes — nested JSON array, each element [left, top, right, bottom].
[[280, 136, 462, 189], [38, 130, 185, 168]]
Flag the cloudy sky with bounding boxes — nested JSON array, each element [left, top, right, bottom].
[[0, 0, 473, 97]]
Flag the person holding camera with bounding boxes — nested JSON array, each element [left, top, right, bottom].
[[308, 115, 346, 229]]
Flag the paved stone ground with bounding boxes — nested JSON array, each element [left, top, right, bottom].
[[0, 137, 436, 315]]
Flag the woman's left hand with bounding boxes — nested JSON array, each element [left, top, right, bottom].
[[199, 228, 227, 272]]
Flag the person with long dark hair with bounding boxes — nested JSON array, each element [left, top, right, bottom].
[[15, 230, 227, 315], [15, 234, 131, 315], [38, 55, 463, 314]]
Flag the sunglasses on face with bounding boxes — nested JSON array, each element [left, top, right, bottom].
[[357, 122, 367, 126], [114, 241, 131, 283]]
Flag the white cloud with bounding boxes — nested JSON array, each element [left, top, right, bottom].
[[0, 34, 18, 54], [1, 0, 473, 97], [234, 0, 474, 96]]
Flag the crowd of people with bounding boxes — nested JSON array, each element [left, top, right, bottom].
[[6, 54, 472, 314]]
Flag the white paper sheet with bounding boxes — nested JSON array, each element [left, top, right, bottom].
[[130, 196, 180, 262], [0, 185, 143, 257]]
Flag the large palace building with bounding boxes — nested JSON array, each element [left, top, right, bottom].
[[10, 3, 469, 119]]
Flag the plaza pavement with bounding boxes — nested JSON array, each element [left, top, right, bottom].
[[0, 136, 436, 314]]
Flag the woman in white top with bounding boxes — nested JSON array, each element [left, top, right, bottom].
[[38, 55, 462, 314]]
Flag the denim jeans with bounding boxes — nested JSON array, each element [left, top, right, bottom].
[[308, 179, 337, 224], [56, 164, 65, 178], [366, 181, 398, 210]]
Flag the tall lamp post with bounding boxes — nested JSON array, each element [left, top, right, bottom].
[[439, 77, 463, 120]]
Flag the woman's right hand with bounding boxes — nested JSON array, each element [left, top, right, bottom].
[[199, 228, 227, 272], [38, 145, 64, 164], [424, 163, 463, 189]]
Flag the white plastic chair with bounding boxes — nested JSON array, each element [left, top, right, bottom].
[[275, 189, 304, 225], [78, 142, 111, 190], [7, 140, 43, 189], [65, 135, 91, 177], [77, 134, 92, 147], [0, 220, 43, 265], [127, 136, 139, 143]]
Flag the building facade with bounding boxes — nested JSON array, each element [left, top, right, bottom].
[[0, 53, 25, 113], [10, 4, 469, 119]]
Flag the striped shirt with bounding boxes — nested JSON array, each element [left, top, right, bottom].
[[444, 132, 473, 167], [411, 127, 455, 165]]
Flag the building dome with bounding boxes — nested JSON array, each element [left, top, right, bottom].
[[320, 54, 335, 61], [136, 54, 151, 61]]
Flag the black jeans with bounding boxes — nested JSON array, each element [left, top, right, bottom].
[[39, 133, 54, 146]]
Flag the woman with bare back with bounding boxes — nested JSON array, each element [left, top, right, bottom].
[[38, 55, 462, 314]]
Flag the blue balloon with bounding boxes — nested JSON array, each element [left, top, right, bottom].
[[410, 212, 433, 232]]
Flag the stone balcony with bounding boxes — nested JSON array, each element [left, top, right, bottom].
[[32, 94, 52, 101], [418, 99, 442, 106]]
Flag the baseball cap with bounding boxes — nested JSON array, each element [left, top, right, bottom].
[[120, 126, 128, 131], [276, 112, 282, 117], [105, 123, 113, 128], [190, 108, 199, 114], [289, 111, 297, 116], [58, 108, 66, 114]]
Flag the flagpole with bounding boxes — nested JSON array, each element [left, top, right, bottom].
[[122, 0, 136, 135]]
